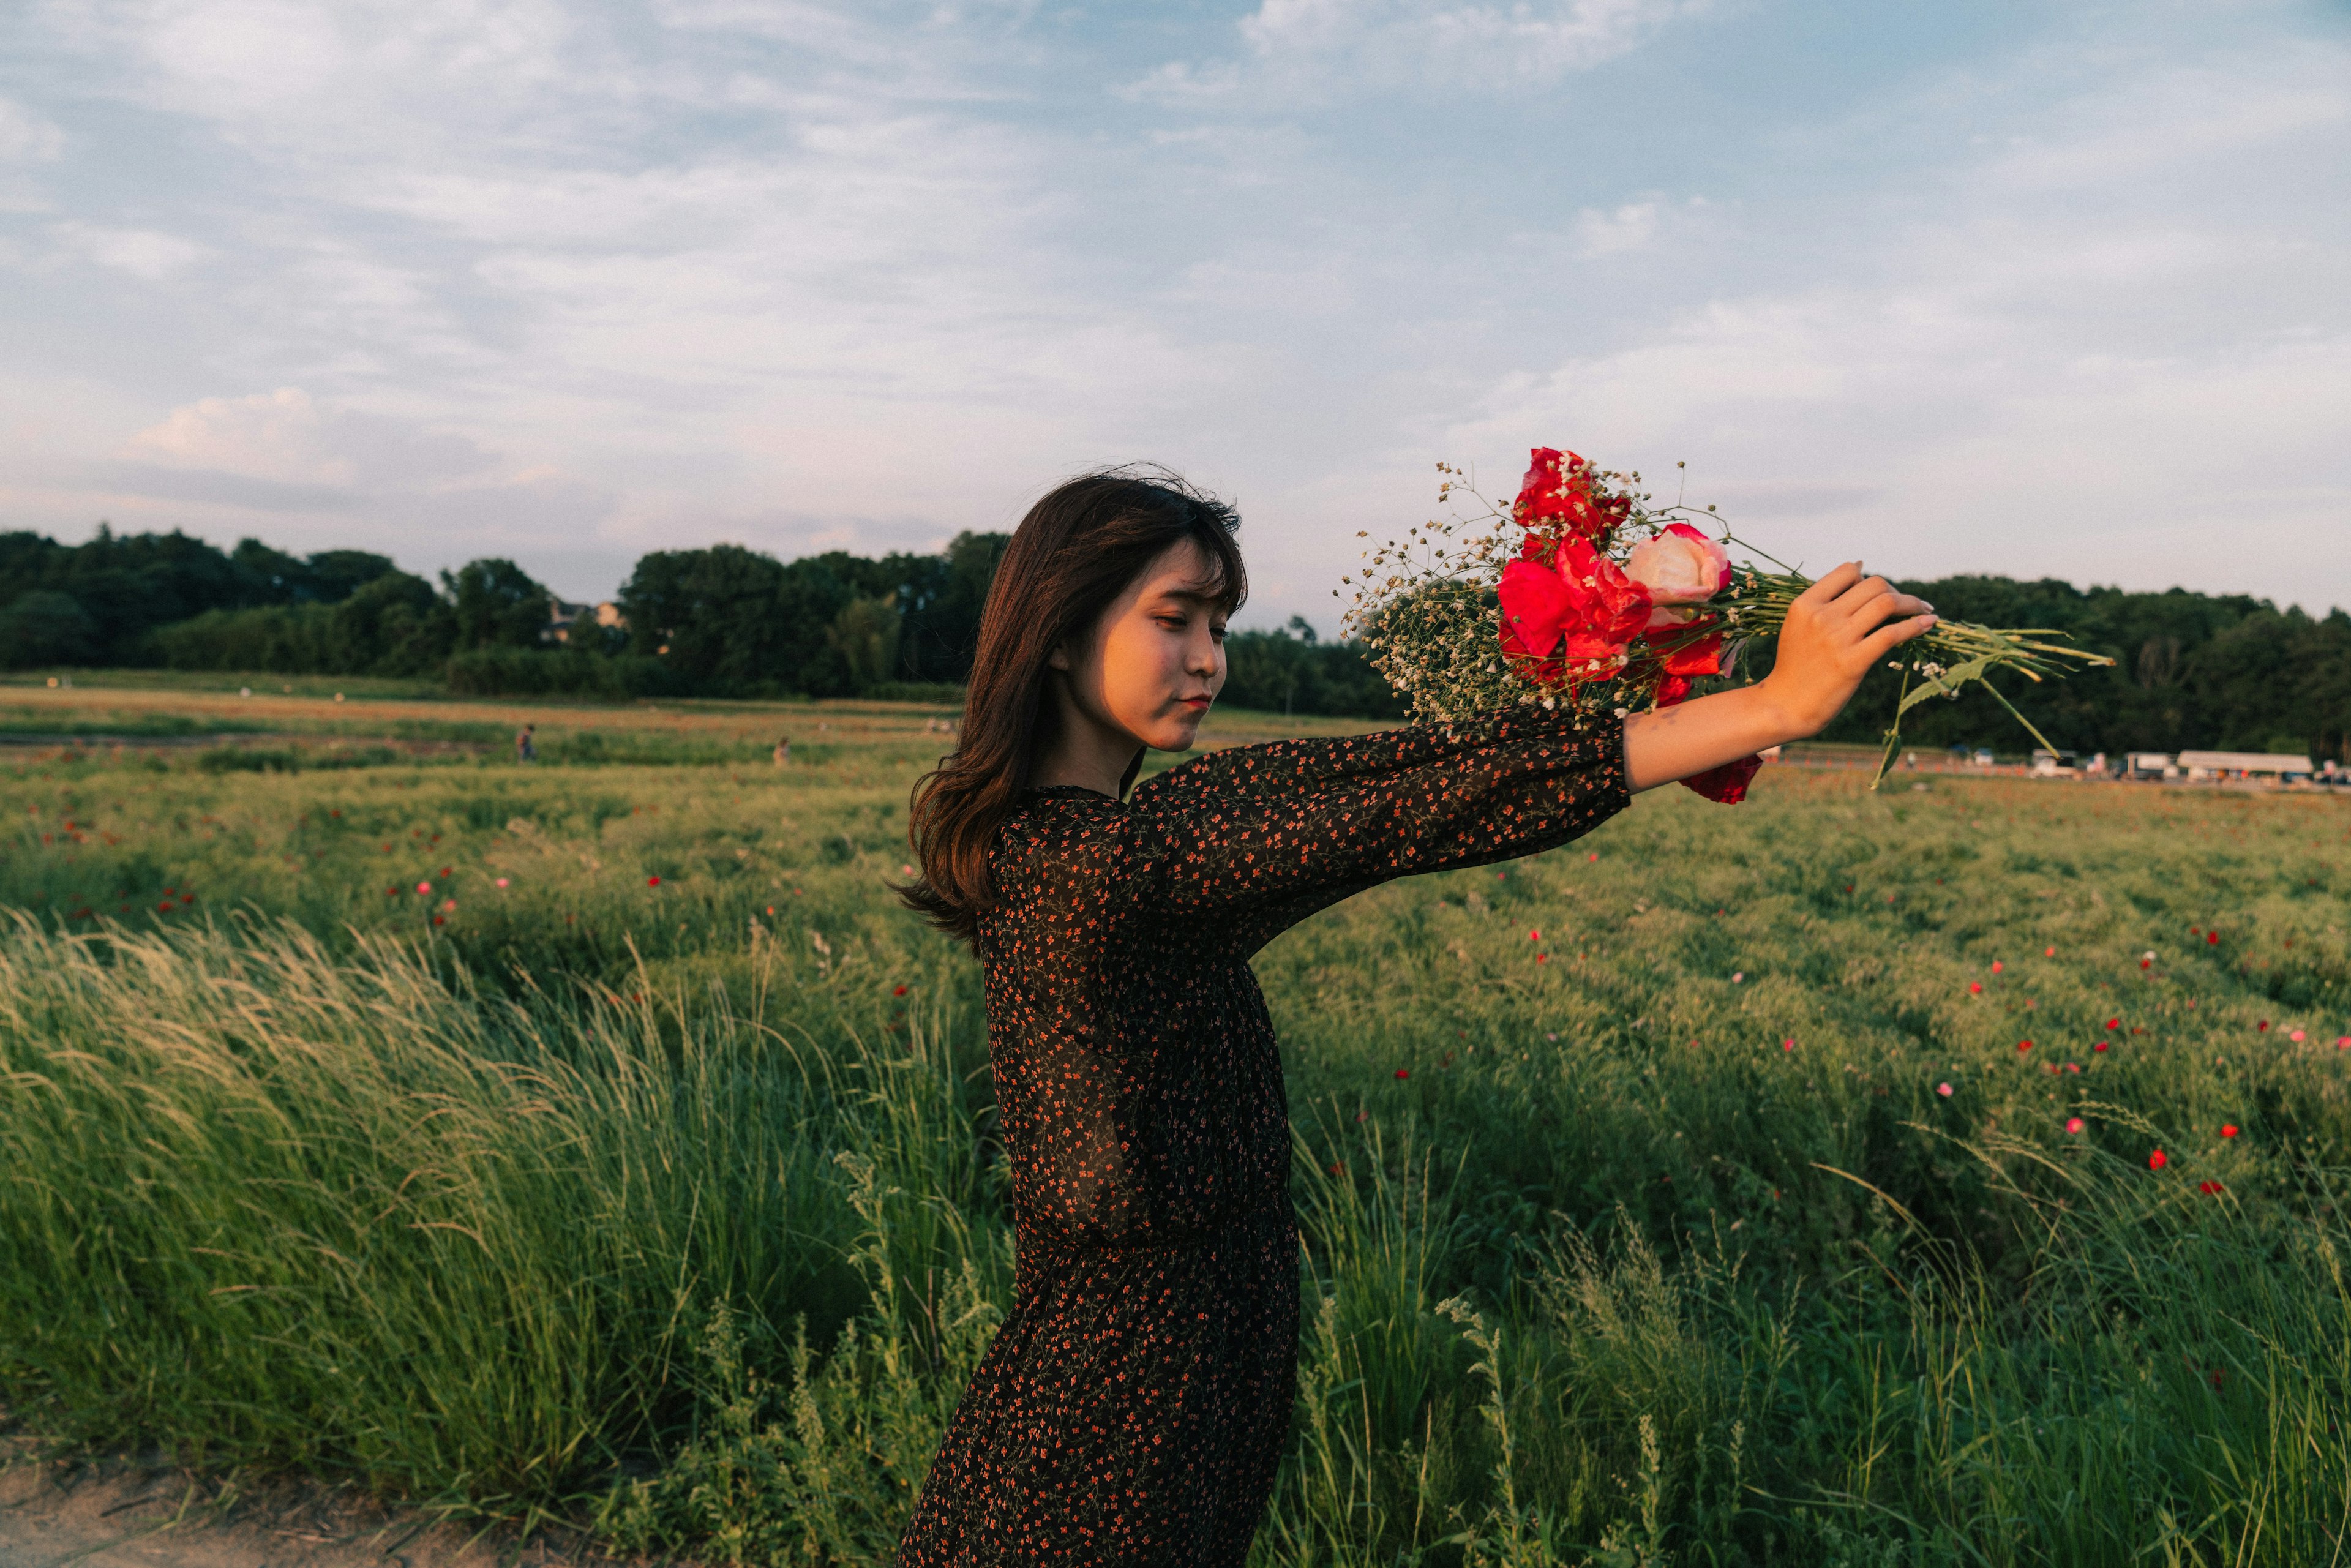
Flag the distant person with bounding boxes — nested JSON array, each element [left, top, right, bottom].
[[516, 724, 537, 763], [891, 467, 1933, 1568], [773, 737, 790, 767]]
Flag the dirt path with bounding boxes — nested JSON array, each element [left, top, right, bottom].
[[0, 1445, 609, 1568]]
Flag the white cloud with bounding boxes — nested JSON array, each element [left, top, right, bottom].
[[1571, 197, 1711, 258], [0, 97, 66, 162], [52, 222, 211, 279], [124, 388, 497, 490], [1243, 0, 1705, 77], [1124, 0, 1712, 102]]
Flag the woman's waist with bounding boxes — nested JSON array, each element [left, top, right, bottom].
[[1013, 1191, 1295, 1268]]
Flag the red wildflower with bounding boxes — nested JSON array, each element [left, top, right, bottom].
[[2257, 1019, 2269, 1032], [648, 876, 661, 886], [2064, 1117, 2085, 1133], [1393, 1068, 1411, 1080], [2207, 931, 2220, 945], [2149, 1149, 2168, 1170], [2221, 1124, 2238, 1138], [2106, 1018, 2120, 1030], [2045, 946, 2057, 956], [1498, 535, 1651, 684], [1970, 981, 1984, 994], [2094, 1041, 2109, 1052], [1529, 929, 1540, 940], [2017, 1039, 2033, 1052], [2200, 1180, 2225, 1195], [1679, 754, 1763, 805], [1992, 960, 2005, 974], [1512, 448, 1627, 542]]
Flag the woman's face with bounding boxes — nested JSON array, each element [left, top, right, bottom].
[[1052, 537, 1230, 754]]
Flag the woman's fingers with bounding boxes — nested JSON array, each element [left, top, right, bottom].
[[1796, 561, 1862, 608], [1858, 613, 1940, 664]]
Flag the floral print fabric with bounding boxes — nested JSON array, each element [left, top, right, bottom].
[[897, 708, 1629, 1567]]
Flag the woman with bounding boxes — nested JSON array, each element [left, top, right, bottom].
[[896, 468, 1933, 1566]]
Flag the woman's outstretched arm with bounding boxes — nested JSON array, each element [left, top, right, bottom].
[[1622, 562, 1935, 793]]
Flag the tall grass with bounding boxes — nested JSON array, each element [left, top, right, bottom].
[[3, 726, 2350, 1561]]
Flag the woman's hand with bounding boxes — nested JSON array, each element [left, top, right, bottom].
[[1758, 563, 1937, 740], [1620, 562, 1935, 793]]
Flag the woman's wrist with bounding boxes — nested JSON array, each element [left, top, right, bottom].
[[1621, 683, 1801, 793]]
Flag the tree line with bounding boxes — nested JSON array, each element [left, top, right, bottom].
[[1810, 576, 2351, 763], [0, 524, 2337, 752], [0, 524, 1395, 716]]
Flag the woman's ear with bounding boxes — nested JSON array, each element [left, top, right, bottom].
[[1046, 643, 1072, 673]]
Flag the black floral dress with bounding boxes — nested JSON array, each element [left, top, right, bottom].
[[896, 710, 1629, 1567]]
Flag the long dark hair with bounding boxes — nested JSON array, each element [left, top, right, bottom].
[[900, 467, 1244, 944]]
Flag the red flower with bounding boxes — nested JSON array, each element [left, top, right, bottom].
[[1498, 535, 1652, 685], [893, 985, 909, 996], [2094, 1040, 2109, 1052], [648, 876, 661, 886], [2148, 1149, 2168, 1170], [1655, 624, 1725, 679], [2199, 1180, 2225, 1195], [1393, 1068, 1411, 1080], [2017, 1039, 2033, 1052], [2106, 1018, 2120, 1030], [1970, 981, 1984, 994], [2207, 931, 2220, 945], [1680, 754, 1763, 805], [2257, 1019, 2270, 1032], [2221, 1124, 2238, 1138], [1513, 448, 1627, 542]]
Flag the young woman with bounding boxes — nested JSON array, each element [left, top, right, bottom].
[[896, 468, 1933, 1567]]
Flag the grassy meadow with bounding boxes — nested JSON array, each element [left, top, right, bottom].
[[2, 676, 2350, 1566]]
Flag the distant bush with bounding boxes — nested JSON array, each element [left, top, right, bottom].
[[443, 648, 680, 700], [863, 681, 965, 705], [0, 590, 101, 669], [1220, 620, 1403, 720]]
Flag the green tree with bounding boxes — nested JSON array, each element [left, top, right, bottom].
[[618, 545, 793, 691], [0, 590, 98, 668], [827, 596, 902, 692], [443, 559, 553, 651]]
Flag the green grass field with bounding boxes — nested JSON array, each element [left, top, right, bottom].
[[2, 680, 2348, 1566]]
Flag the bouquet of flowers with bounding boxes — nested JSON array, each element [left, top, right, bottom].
[[1338, 447, 2111, 801]]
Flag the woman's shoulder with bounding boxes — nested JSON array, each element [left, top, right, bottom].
[[990, 786, 1131, 869]]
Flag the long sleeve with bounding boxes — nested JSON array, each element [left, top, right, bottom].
[[1119, 705, 1628, 953]]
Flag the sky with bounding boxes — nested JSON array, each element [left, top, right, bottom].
[[1, 0, 2346, 627]]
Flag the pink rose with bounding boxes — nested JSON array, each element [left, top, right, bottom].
[[1624, 523, 1730, 606]]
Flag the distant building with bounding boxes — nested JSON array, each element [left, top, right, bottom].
[[546, 598, 627, 644]]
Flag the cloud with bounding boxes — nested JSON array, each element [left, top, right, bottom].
[[1243, 0, 1708, 78], [51, 222, 212, 279], [124, 388, 499, 491], [1570, 197, 1710, 258], [0, 97, 65, 162]]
